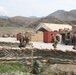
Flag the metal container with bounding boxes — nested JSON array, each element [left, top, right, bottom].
[[43, 31, 58, 43]]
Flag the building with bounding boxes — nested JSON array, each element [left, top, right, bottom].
[[35, 23, 72, 32]]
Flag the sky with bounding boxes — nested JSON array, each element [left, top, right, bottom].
[[0, 0, 76, 17]]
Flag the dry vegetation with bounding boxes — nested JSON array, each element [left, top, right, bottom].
[[0, 27, 34, 37]]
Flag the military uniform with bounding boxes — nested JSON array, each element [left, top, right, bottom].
[[25, 32, 29, 44], [19, 35, 26, 48], [52, 35, 60, 49]]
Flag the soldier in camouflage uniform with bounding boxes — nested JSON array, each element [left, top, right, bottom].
[[52, 35, 60, 49], [25, 32, 29, 44], [19, 34, 26, 48]]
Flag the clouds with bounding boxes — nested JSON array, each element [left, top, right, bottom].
[[0, 6, 9, 15]]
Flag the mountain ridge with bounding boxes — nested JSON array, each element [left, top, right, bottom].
[[0, 9, 76, 27], [50, 9, 76, 21]]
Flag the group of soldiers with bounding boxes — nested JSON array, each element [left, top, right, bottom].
[[19, 32, 60, 49]]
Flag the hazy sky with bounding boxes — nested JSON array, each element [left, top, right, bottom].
[[0, 0, 76, 17]]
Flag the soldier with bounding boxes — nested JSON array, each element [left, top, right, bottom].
[[25, 32, 29, 44], [19, 34, 26, 48], [53, 40, 58, 49], [52, 35, 60, 49]]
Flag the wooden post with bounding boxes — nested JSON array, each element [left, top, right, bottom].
[[31, 43, 34, 67]]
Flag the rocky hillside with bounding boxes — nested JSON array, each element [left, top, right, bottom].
[[29, 16, 65, 28], [0, 10, 76, 27], [50, 10, 66, 16], [29, 10, 76, 28], [0, 16, 39, 27], [49, 10, 76, 21]]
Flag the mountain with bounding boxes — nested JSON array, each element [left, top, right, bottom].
[[29, 16, 38, 18], [50, 10, 76, 21], [50, 10, 66, 16], [0, 15, 9, 19], [0, 16, 39, 27], [29, 16, 65, 28], [29, 10, 76, 28], [9, 16, 39, 27], [0, 10, 76, 27]]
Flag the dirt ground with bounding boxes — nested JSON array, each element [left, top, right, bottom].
[[0, 42, 76, 75]]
